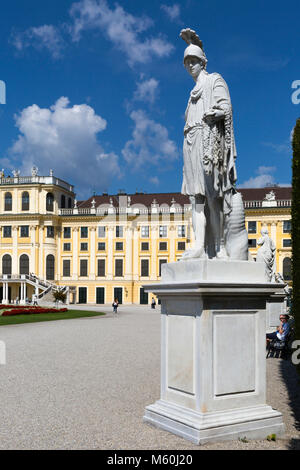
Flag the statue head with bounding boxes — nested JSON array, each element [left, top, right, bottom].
[[260, 227, 269, 236], [184, 44, 207, 68], [184, 54, 204, 80], [181, 29, 207, 77]]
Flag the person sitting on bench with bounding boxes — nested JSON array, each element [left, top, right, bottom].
[[266, 314, 290, 344]]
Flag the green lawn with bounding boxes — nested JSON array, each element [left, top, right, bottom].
[[0, 309, 105, 326]]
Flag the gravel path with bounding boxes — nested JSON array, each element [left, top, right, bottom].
[[0, 305, 299, 450]]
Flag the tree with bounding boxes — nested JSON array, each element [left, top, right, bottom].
[[292, 118, 300, 374], [52, 290, 67, 305]]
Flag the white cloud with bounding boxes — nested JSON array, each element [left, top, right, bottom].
[[69, 0, 174, 65], [122, 110, 178, 168], [11, 25, 64, 59], [133, 78, 159, 104], [9, 97, 121, 196], [149, 176, 160, 186], [161, 4, 181, 22], [238, 166, 276, 188], [262, 141, 291, 154]]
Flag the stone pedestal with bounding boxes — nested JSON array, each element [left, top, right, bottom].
[[143, 259, 285, 445], [266, 294, 287, 330]]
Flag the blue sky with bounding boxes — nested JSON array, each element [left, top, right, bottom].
[[0, 0, 299, 198]]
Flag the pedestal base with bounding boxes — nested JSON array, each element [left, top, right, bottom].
[[144, 400, 284, 445], [143, 259, 286, 445]]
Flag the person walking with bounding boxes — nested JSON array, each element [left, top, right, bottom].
[[112, 298, 119, 314], [151, 297, 156, 309]]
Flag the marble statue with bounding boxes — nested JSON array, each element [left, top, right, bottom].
[[256, 227, 276, 281], [264, 190, 276, 201], [180, 29, 248, 260], [31, 166, 38, 177], [275, 272, 290, 295]]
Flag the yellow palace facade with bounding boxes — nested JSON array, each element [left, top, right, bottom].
[[0, 170, 292, 305]]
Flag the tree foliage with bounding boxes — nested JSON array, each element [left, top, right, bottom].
[[52, 290, 67, 304], [292, 118, 300, 374]]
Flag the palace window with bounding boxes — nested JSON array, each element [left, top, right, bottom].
[[159, 226, 167, 238], [115, 242, 123, 251], [2, 254, 12, 275], [46, 226, 55, 238], [20, 226, 29, 238], [141, 242, 149, 251], [63, 260, 71, 277], [3, 226, 11, 238], [80, 259, 88, 277], [248, 239, 257, 248], [46, 193, 54, 212], [282, 257, 291, 281], [115, 259, 123, 277], [283, 220, 291, 233], [22, 192, 30, 211], [177, 225, 186, 238], [141, 259, 149, 277], [97, 259, 105, 277], [19, 254, 29, 275], [98, 226, 106, 238], [248, 221, 257, 234], [159, 259, 167, 277], [4, 192, 12, 211], [159, 242, 168, 251], [61, 194, 66, 208], [80, 243, 88, 251], [64, 227, 71, 239], [63, 243, 71, 252], [46, 254, 55, 280], [116, 226, 123, 238], [141, 226, 149, 238], [80, 227, 88, 238], [177, 241, 186, 251], [98, 242, 106, 251]]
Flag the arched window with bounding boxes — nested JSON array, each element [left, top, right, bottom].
[[283, 257, 292, 281], [61, 195, 66, 208], [68, 198, 72, 209], [2, 254, 12, 275], [4, 192, 12, 211], [46, 193, 54, 212], [19, 254, 29, 275], [46, 254, 55, 280], [22, 191, 30, 211]]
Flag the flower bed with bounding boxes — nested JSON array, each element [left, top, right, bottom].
[[2, 307, 68, 316]]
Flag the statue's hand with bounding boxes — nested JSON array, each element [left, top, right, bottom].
[[203, 109, 224, 123]]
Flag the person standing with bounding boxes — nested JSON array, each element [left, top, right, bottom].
[[112, 298, 119, 314]]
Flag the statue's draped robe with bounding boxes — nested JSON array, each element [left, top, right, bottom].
[[181, 71, 237, 216], [257, 235, 276, 281]]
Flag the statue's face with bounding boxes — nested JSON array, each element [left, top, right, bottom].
[[184, 56, 202, 79]]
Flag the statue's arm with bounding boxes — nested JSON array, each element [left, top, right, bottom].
[[203, 74, 232, 123], [212, 75, 232, 115]]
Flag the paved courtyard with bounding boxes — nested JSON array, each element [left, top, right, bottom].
[[0, 305, 299, 450]]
